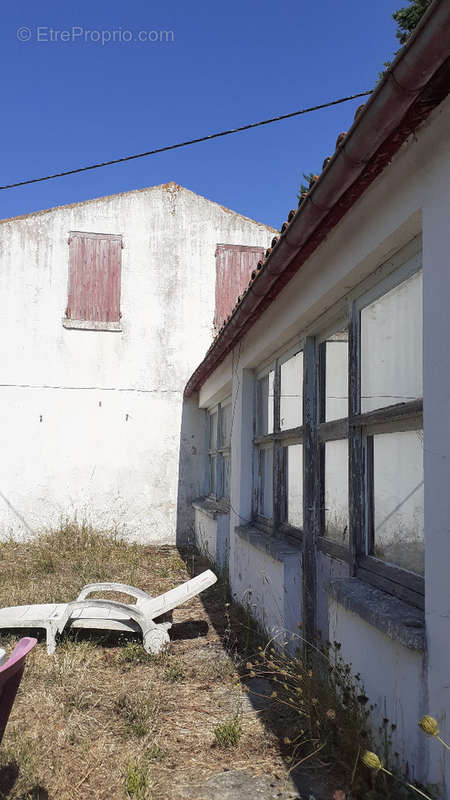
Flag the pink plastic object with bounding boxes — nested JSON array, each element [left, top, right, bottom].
[[0, 637, 37, 743]]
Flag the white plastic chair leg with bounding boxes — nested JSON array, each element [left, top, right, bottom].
[[142, 622, 170, 655]]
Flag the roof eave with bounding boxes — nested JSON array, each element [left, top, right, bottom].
[[185, 0, 450, 398]]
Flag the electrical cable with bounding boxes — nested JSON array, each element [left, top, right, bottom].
[[0, 91, 372, 191]]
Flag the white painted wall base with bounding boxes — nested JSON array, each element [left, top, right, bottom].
[[329, 595, 427, 784], [194, 504, 230, 573], [232, 526, 302, 649]]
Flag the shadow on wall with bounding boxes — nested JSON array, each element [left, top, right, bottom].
[[175, 393, 206, 547]]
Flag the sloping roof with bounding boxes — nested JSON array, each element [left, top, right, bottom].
[[185, 0, 450, 398]]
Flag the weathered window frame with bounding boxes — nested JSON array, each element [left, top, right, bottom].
[[250, 239, 424, 612], [317, 321, 350, 564], [253, 362, 275, 531], [349, 253, 424, 609], [63, 231, 123, 332], [207, 398, 231, 503], [253, 345, 304, 542]]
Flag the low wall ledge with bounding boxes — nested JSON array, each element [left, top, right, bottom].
[[329, 577, 425, 652], [236, 524, 302, 563], [192, 498, 230, 520]]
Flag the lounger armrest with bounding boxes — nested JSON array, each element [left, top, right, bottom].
[[76, 583, 151, 602]]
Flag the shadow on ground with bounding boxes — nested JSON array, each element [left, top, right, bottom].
[[0, 760, 48, 800], [179, 547, 333, 800]]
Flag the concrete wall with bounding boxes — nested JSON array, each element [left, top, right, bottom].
[[0, 183, 274, 543], [196, 94, 450, 792]]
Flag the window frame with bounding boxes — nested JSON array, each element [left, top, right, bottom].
[[253, 361, 276, 530], [253, 345, 304, 541], [207, 398, 232, 504], [63, 231, 123, 332], [250, 239, 424, 611], [317, 321, 351, 563], [349, 255, 424, 609]]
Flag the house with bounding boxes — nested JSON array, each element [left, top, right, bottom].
[[188, 1, 450, 793], [0, 183, 274, 542]]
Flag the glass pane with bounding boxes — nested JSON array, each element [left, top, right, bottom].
[[361, 271, 423, 413], [209, 411, 218, 450], [222, 453, 230, 500], [258, 446, 273, 518], [209, 455, 217, 495], [221, 402, 232, 447], [324, 439, 349, 545], [325, 330, 348, 421], [284, 444, 303, 528], [257, 371, 274, 435], [280, 351, 303, 430], [373, 429, 424, 575]]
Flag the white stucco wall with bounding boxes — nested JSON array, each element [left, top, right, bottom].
[[197, 93, 450, 792], [329, 598, 426, 783], [194, 506, 230, 572], [232, 528, 302, 647], [0, 183, 274, 543]]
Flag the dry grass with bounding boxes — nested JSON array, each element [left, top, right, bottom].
[[0, 524, 289, 800]]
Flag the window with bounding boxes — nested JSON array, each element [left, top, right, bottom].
[[360, 271, 422, 412], [254, 368, 275, 523], [351, 256, 424, 607], [207, 399, 231, 502], [250, 242, 424, 609], [370, 429, 423, 574], [63, 231, 123, 331], [254, 349, 303, 537], [318, 327, 349, 553]]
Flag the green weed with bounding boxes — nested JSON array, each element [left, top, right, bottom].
[[124, 759, 150, 799], [214, 713, 243, 748]]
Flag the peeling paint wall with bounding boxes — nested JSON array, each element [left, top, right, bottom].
[[328, 599, 426, 783], [0, 183, 274, 543], [194, 507, 229, 573], [232, 529, 302, 647]]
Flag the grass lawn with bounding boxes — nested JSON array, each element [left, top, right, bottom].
[[0, 525, 290, 800]]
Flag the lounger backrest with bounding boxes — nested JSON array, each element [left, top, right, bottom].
[[141, 570, 217, 619], [0, 637, 37, 744]]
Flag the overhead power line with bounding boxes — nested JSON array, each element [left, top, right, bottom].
[[0, 90, 372, 191]]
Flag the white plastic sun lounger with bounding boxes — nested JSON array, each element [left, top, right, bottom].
[[0, 570, 217, 655]]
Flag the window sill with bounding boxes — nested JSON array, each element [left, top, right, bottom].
[[192, 498, 230, 520], [329, 577, 424, 652], [62, 318, 122, 332], [318, 536, 351, 564], [236, 523, 302, 561]]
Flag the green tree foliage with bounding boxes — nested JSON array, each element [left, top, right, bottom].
[[296, 0, 431, 201], [380, 0, 431, 76], [393, 0, 431, 45], [296, 172, 317, 203]]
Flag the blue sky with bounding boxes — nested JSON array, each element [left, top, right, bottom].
[[1, 0, 400, 228]]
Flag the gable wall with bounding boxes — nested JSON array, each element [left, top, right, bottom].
[[0, 184, 274, 542]]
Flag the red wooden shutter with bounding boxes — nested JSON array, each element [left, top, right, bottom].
[[67, 232, 122, 322], [214, 244, 265, 331]]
